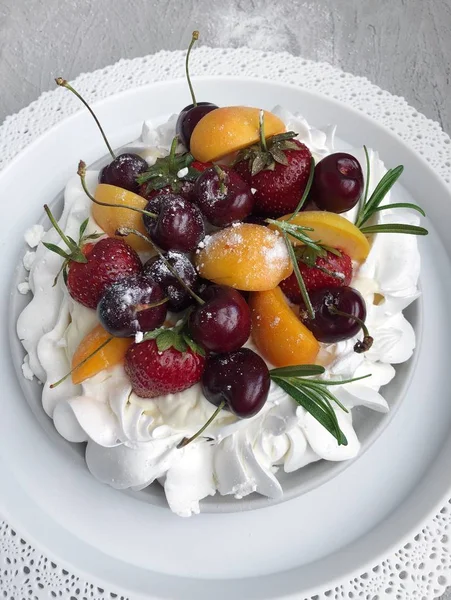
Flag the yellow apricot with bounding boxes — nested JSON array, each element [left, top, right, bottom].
[[71, 324, 132, 384], [190, 107, 286, 162], [276, 211, 370, 262], [195, 224, 293, 291], [92, 184, 151, 252], [249, 287, 319, 367]]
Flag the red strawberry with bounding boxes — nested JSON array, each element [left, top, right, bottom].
[[67, 237, 142, 309], [192, 160, 213, 172], [125, 339, 205, 398], [280, 248, 352, 303], [234, 134, 312, 217]]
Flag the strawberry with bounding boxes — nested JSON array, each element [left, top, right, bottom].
[[192, 160, 213, 172], [280, 247, 352, 303], [125, 337, 206, 398], [234, 130, 312, 217], [43, 205, 142, 309], [67, 238, 142, 309]]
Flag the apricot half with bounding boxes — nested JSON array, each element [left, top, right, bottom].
[[92, 184, 151, 252], [277, 211, 370, 262], [71, 324, 132, 384], [249, 287, 319, 367], [195, 223, 293, 291], [190, 107, 286, 162]]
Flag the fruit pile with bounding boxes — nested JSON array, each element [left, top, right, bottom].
[[47, 32, 427, 447]]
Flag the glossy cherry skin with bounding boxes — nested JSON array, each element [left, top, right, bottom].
[[300, 286, 366, 343], [99, 153, 148, 194], [309, 153, 364, 213], [97, 274, 167, 337], [138, 181, 197, 203], [202, 348, 270, 418], [176, 102, 218, 149], [143, 251, 199, 312], [142, 192, 205, 253], [189, 285, 251, 353], [193, 166, 255, 227]]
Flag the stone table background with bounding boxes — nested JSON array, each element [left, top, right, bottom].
[[0, 0, 450, 598]]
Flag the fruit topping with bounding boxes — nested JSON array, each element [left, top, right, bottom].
[[43, 205, 142, 309], [309, 152, 363, 214], [275, 211, 371, 262], [97, 274, 167, 337], [202, 349, 270, 418], [55, 78, 147, 193], [193, 165, 254, 226], [195, 223, 292, 291], [124, 338, 205, 398], [143, 251, 199, 312], [299, 286, 372, 351], [280, 247, 352, 302], [175, 31, 218, 149], [190, 106, 285, 163], [91, 183, 151, 251], [234, 114, 313, 217], [69, 324, 132, 385], [249, 286, 319, 367], [142, 192, 205, 253], [188, 285, 251, 353]]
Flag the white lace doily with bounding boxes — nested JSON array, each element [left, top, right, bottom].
[[1, 47, 450, 600]]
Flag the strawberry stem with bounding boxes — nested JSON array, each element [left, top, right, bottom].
[[49, 336, 114, 388], [116, 227, 205, 306], [258, 110, 267, 152], [168, 136, 179, 173], [55, 78, 116, 160], [177, 400, 226, 448], [185, 31, 199, 107], [77, 161, 157, 218], [327, 305, 373, 353]]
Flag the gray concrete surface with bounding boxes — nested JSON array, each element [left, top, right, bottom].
[[0, 0, 450, 597]]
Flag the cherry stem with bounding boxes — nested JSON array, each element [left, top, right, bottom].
[[327, 305, 374, 353], [44, 204, 78, 252], [77, 161, 157, 219], [259, 110, 268, 152], [50, 336, 114, 388], [185, 31, 199, 107], [55, 78, 116, 160], [116, 227, 205, 306], [213, 164, 227, 195], [177, 400, 226, 448]]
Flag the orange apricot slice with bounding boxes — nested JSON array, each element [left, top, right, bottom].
[[276, 211, 370, 262], [71, 324, 132, 384], [190, 107, 286, 162], [249, 287, 319, 367], [195, 223, 293, 291], [92, 184, 151, 252]]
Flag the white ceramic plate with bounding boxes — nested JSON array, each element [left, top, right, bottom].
[[1, 77, 451, 599]]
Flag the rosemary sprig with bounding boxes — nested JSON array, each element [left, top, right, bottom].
[[355, 148, 428, 236], [270, 366, 372, 446], [288, 155, 316, 219], [281, 230, 315, 319]]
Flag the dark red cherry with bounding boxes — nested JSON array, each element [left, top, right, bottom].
[[97, 274, 167, 337], [300, 286, 366, 343], [189, 285, 251, 353], [202, 349, 270, 418], [99, 153, 148, 194], [142, 192, 205, 253], [143, 251, 199, 312], [176, 103, 218, 149], [309, 153, 364, 213], [193, 166, 255, 227]]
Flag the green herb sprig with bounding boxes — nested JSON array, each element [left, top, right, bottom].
[[355, 146, 428, 235], [270, 364, 371, 446]]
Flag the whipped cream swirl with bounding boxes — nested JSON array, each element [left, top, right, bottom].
[[17, 109, 420, 517]]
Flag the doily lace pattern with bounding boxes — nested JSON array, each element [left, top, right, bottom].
[[1, 47, 450, 600]]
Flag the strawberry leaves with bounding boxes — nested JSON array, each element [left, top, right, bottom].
[[235, 130, 302, 176], [142, 318, 206, 357], [136, 136, 199, 194]]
